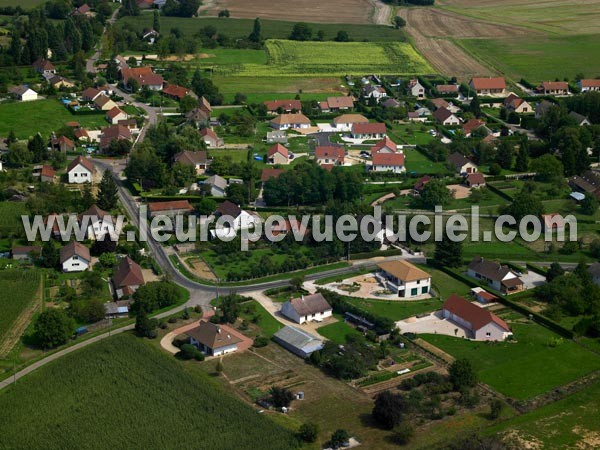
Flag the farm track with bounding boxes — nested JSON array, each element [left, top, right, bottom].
[[368, 0, 392, 26]]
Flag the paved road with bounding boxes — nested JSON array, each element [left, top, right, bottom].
[[86, 7, 120, 74]]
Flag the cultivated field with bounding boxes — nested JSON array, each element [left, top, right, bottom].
[[204, 0, 376, 24], [0, 333, 298, 450], [0, 270, 42, 357]]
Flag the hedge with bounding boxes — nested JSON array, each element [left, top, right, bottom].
[[349, 248, 403, 260], [526, 262, 548, 275], [485, 182, 514, 202]]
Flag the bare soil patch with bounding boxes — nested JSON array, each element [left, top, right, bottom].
[[206, 0, 374, 24], [185, 256, 218, 282]]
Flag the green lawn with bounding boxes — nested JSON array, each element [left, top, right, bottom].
[[0, 333, 298, 449], [347, 297, 443, 321], [418, 265, 473, 298], [0, 100, 108, 139], [0, 0, 45, 8], [402, 147, 447, 175], [239, 300, 283, 338], [485, 379, 600, 448], [460, 34, 600, 83], [0, 202, 28, 238], [422, 322, 600, 399], [317, 315, 360, 344]]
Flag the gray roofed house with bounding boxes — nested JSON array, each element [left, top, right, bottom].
[[569, 111, 591, 126], [281, 293, 333, 324], [205, 174, 227, 197], [467, 256, 524, 294], [448, 152, 478, 174], [273, 325, 324, 358]]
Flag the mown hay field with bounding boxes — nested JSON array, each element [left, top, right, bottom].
[[0, 333, 298, 450]]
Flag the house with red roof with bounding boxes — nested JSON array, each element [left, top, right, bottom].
[[318, 96, 354, 113], [578, 79, 600, 93], [537, 81, 569, 95], [263, 99, 301, 114], [465, 172, 486, 188], [442, 294, 512, 340], [462, 118, 487, 138], [261, 168, 284, 184], [351, 122, 386, 139], [315, 146, 345, 166], [120, 66, 164, 91], [99, 125, 132, 151], [504, 93, 532, 113], [200, 128, 224, 148], [147, 200, 194, 218], [112, 256, 145, 299], [371, 137, 397, 154], [469, 77, 506, 96], [67, 155, 95, 184], [162, 84, 192, 101], [40, 165, 55, 183], [106, 106, 128, 125], [371, 152, 405, 174], [267, 143, 290, 165]]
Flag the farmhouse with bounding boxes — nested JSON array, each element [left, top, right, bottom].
[[578, 79, 600, 93], [273, 325, 324, 358], [537, 81, 569, 95], [106, 107, 128, 125], [467, 256, 524, 294], [371, 137, 397, 154], [315, 146, 345, 166], [9, 85, 38, 101], [67, 155, 95, 183], [332, 113, 369, 130], [442, 294, 512, 341], [319, 96, 354, 113], [162, 84, 192, 101], [281, 293, 332, 324], [469, 77, 506, 96], [186, 321, 242, 356], [351, 122, 386, 139], [121, 66, 164, 91], [204, 175, 227, 197], [79, 205, 118, 240], [99, 125, 132, 151], [376, 260, 431, 298], [436, 84, 459, 96], [371, 152, 405, 174], [11, 246, 42, 262], [504, 93, 532, 113], [269, 113, 311, 130], [448, 152, 478, 174], [59, 241, 91, 273], [433, 108, 460, 126], [267, 143, 290, 165], [112, 256, 144, 298], [173, 150, 210, 174], [264, 99, 301, 114], [407, 78, 425, 99], [32, 58, 56, 75], [200, 128, 224, 148], [147, 200, 193, 218], [465, 172, 486, 188]]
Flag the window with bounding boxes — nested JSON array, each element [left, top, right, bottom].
[[486, 332, 491, 337], [411, 288, 418, 296], [422, 286, 428, 294], [417, 280, 420, 285]]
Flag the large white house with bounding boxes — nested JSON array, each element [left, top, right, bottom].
[[442, 294, 512, 341], [67, 156, 95, 184], [281, 293, 332, 324], [377, 260, 431, 298], [186, 321, 241, 356], [59, 241, 91, 272]]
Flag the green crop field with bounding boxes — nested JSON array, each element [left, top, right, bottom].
[[0, 0, 45, 8], [0, 270, 41, 355], [0, 202, 28, 238], [0, 333, 298, 449], [485, 380, 600, 448], [460, 34, 600, 83], [422, 322, 600, 399], [222, 40, 434, 77], [0, 100, 108, 139]]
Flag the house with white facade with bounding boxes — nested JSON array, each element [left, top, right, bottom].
[[363, 85, 387, 103], [332, 114, 369, 131], [407, 79, 425, 99], [60, 241, 91, 272], [269, 113, 311, 130], [186, 321, 241, 356], [371, 152, 405, 174], [204, 174, 227, 197], [211, 200, 261, 239], [377, 260, 431, 298], [448, 152, 478, 175], [281, 293, 332, 324], [442, 294, 512, 341], [467, 256, 524, 294], [78, 205, 118, 240], [433, 107, 460, 126], [112, 256, 144, 298], [9, 85, 38, 101], [67, 156, 95, 184]]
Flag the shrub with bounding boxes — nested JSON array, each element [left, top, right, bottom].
[[298, 422, 318, 443], [253, 336, 269, 348]]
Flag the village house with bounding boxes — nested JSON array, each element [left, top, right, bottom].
[[465, 172, 486, 188], [67, 156, 95, 184], [120, 66, 164, 91], [186, 321, 242, 357], [433, 107, 460, 126], [11, 246, 41, 262], [376, 260, 431, 298], [332, 114, 369, 130], [380, 98, 402, 109], [281, 293, 332, 324], [407, 111, 426, 123], [318, 96, 354, 113], [264, 99, 302, 114], [112, 256, 144, 298], [32, 58, 56, 76], [72, 3, 93, 16], [273, 325, 323, 358], [200, 128, 224, 148], [267, 143, 290, 165], [436, 84, 459, 96], [82, 87, 103, 102], [363, 85, 387, 102], [106, 107, 128, 125], [266, 130, 288, 144], [173, 150, 210, 174], [430, 98, 460, 113], [469, 77, 506, 96], [204, 175, 227, 197], [269, 113, 311, 130], [578, 79, 600, 93], [211, 201, 261, 238], [467, 256, 524, 294], [51, 135, 76, 153], [442, 294, 512, 341], [569, 111, 591, 126], [49, 75, 75, 90], [162, 84, 192, 101], [60, 241, 91, 273], [99, 125, 132, 151], [148, 200, 193, 218], [40, 165, 55, 183], [79, 205, 118, 240], [462, 118, 487, 138], [186, 97, 212, 127], [351, 122, 386, 139], [448, 152, 478, 174], [371, 136, 397, 154], [9, 85, 38, 102], [407, 79, 426, 99], [94, 94, 118, 112], [371, 152, 406, 174], [537, 81, 569, 95], [315, 146, 345, 166], [504, 93, 532, 113]]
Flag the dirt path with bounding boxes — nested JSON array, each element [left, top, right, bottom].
[[368, 0, 392, 25]]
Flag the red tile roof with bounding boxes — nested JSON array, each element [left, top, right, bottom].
[[462, 118, 486, 136], [371, 137, 397, 154], [121, 66, 163, 87], [67, 155, 95, 173], [466, 172, 485, 185], [443, 294, 510, 332], [113, 256, 144, 288], [59, 241, 90, 264], [372, 152, 405, 167], [148, 200, 193, 213], [261, 168, 284, 182], [162, 84, 190, 99], [268, 143, 289, 158], [326, 96, 354, 109], [40, 165, 55, 178], [106, 106, 126, 119], [470, 77, 506, 90], [264, 99, 301, 112], [315, 146, 345, 160], [436, 84, 459, 93], [580, 79, 600, 88], [539, 81, 568, 91], [352, 122, 386, 134]]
